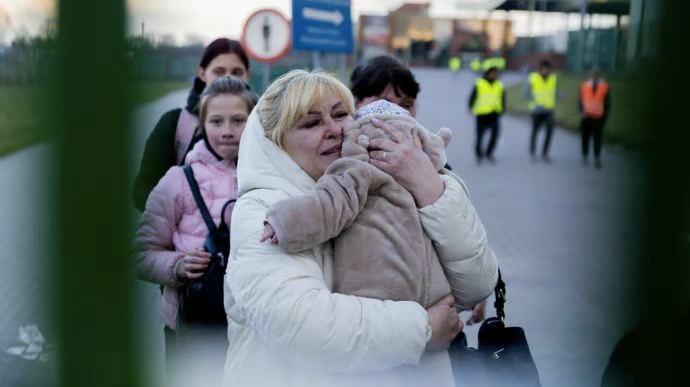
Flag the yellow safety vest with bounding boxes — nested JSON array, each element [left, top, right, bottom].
[[473, 78, 504, 115], [471, 58, 481, 72], [482, 57, 506, 71], [449, 57, 461, 71], [494, 57, 506, 70], [529, 72, 557, 110]]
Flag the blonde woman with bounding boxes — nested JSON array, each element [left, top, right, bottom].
[[223, 70, 498, 387]]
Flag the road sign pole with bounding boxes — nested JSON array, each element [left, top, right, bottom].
[[263, 62, 271, 93], [312, 51, 321, 70], [339, 53, 347, 81]]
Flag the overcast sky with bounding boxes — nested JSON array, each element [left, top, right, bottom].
[[1, 0, 619, 46]]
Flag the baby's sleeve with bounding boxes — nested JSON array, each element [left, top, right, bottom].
[[265, 158, 383, 253]]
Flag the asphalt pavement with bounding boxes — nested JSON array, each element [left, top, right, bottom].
[[0, 69, 644, 387], [414, 68, 643, 387]]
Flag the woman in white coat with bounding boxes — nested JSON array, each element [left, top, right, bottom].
[[223, 70, 498, 387]]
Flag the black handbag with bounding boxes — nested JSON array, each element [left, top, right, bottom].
[[449, 270, 541, 387], [178, 165, 234, 324]]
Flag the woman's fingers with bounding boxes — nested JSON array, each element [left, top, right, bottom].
[[186, 271, 204, 279], [411, 127, 423, 149], [369, 150, 395, 163], [368, 137, 397, 152], [260, 223, 277, 243], [186, 263, 209, 272], [186, 256, 211, 264], [371, 118, 407, 144], [466, 300, 487, 325], [440, 294, 455, 306], [188, 250, 212, 258], [369, 158, 392, 175]]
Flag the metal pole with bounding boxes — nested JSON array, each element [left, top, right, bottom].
[[578, 0, 587, 71], [312, 51, 321, 70], [613, 13, 621, 71], [627, 0, 644, 63], [340, 53, 347, 82], [263, 62, 271, 93], [528, 0, 536, 53], [54, 0, 138, 387]]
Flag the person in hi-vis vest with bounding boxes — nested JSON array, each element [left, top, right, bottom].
[[468, 66, 505, 163], [527, 60, 558, 161], [448, 56, 461, 74], [579, 68, 611, 169]]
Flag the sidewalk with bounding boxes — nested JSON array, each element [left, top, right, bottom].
[[0, 145, 55, 386], [415, 68, 644, 387]]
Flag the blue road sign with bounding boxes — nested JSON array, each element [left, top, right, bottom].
[[292, 0, 353, 53]]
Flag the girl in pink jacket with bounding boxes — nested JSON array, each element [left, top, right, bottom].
[[135, 76, 257, 372]]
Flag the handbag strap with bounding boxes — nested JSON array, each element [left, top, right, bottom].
[[183, 165, 219, 238], [219, 198, 236, 231], [493, 269, 507, 323]]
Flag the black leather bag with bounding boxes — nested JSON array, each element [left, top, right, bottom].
[[178, 165, 234, 324], [449, 270, 541, 386]]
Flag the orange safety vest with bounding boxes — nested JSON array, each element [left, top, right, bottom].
[[580, 79, 609, 119]]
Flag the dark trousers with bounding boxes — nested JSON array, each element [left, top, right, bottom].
[[475, 113, 500, 159], [580, 117, 605, 160], [530, 111, 554, 156]]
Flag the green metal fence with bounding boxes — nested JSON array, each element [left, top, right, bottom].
[[567, 28, 623, 72]]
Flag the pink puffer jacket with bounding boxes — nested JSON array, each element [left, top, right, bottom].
[[135, 139, 238, 329]]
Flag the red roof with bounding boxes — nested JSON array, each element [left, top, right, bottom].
[[392, 2, 431, 15]]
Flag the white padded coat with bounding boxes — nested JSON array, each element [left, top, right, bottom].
[[222, 110, 498, 387]]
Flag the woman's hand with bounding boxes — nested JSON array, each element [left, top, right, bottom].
[[259, 223, 279, 245], [425, 294, 463, 351], [466, 300, 487, 326], [368, 118, 444, 208], [175, 249, 211, 280]]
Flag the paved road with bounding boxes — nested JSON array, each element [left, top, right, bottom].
[[0, 145, 56, 387], [414, 68, 643, 387], [1, 69, 643, 386], [0, 91, 189, 387]]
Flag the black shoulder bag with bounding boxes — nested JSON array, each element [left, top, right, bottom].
[[449, 269, 541, 386], [179, 165, 235, 324]]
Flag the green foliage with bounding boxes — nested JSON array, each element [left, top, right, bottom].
[[0, 85, 46, 156], [0, 81, 187, 156]]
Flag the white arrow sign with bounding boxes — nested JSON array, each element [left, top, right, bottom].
[[302, 7, 343, 26]]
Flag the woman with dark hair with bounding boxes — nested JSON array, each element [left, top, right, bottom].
[[351, 55, 420, 116], [350, 55, 490, 325], [133, 38, 251, 211]]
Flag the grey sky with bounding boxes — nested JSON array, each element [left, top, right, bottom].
[[2, 0, 620, 46]]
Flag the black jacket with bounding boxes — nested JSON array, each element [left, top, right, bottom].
[[132, 78, 204, 211]]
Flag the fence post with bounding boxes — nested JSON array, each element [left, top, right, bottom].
[[52, 0, 139, 386]]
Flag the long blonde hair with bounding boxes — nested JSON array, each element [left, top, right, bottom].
[[257, 70, 355, 148], [198, 75, 258, 134]]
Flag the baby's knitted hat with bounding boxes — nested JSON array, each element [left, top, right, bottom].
[[342, 100, 452, 171], [355, 99, 410, 119]]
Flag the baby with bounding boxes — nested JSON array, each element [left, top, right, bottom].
[[261, 100, 453, 308]]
